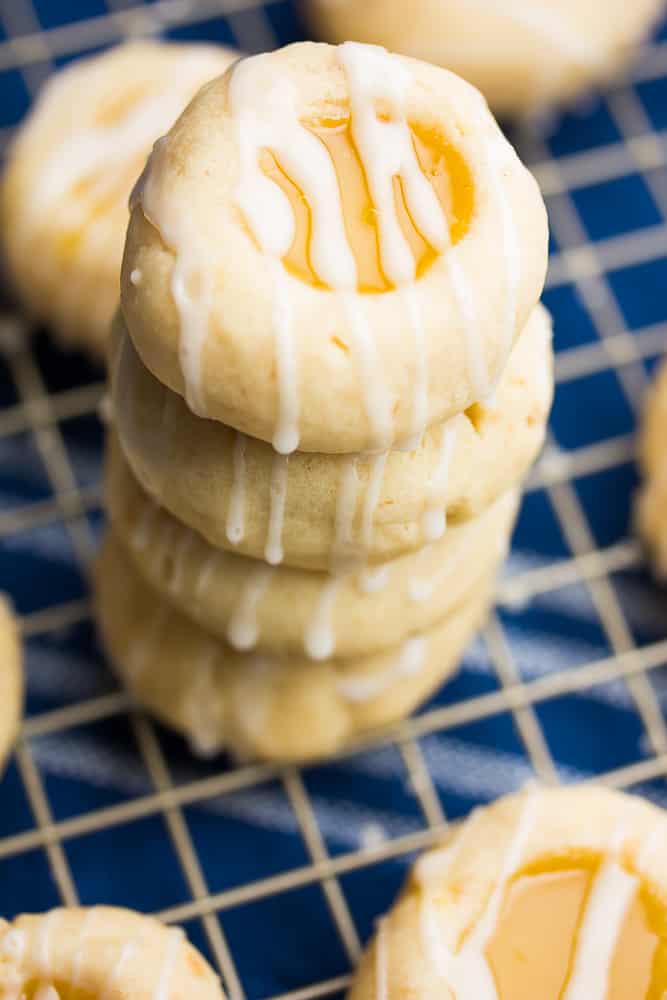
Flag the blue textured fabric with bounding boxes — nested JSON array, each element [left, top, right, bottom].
[[1, 5, 667, 998]]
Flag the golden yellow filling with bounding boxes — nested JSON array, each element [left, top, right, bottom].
[[260, 115, 473, 293], [485, 851, 667, 999]]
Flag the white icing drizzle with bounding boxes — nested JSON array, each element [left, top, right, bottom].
[[33, 986, 58, 1000], [359, 565, 391, 594], [637, 820, 667, 870], [562, 856, 638, 1000], [375, 918, 388, 1000], [339, 42, 446, 281], [332, 456, 360, 571], [184, 647, 223, 758], [227, 565, 274, 651], [337, 635, 427, 702], [0, 927, 26, 963], [304, 576, 343, 661], [479, 131, 521, 358], [153, 927, 184, 1000], [226, 430, 247, 546], [169, 528, 194, 596], [360, 452, 388, 551], [340, 292, 394, 449], [421, 419, 458, 543], [99, 939, 138, 1000], [130, 268, 143, 286], [230, 54, 355, 453], [36, 909, 60, 975], [403, 286, 428, 439], [70, 906, 98, 988], [265, 452, 289, 566], [418, 794, 537, 995], [137, 138, 212, 418]]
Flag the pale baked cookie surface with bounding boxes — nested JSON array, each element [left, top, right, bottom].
[[96, 534, 493, 761], [0, 905, 225, 999], [0, 596, 22, 774], [121, 41, 548, 453], [2, 41, 238, 358], [106, 435, 517, 659], [348, 784, 667, 999], [305, 0, 663, 117], [111, 303, 552, 569], [637, 358, 667, 577]]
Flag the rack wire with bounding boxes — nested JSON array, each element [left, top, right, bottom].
[[1, 2, 667, 998]]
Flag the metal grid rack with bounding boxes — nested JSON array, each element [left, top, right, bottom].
[[2, 2, 667, 998]]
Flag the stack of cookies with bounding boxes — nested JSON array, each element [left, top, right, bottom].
[[97, 41, 551, 762]]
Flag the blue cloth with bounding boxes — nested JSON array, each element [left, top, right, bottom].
[[1, 4, 667, 998]]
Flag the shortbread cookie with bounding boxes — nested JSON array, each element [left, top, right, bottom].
[[0, 905, 225, 999], [348, 784, 667, 1000], [305, 0, 663, 117], [121, 41, 548, 453], [636, 358, 667, 577], [111, 303, 552, 570], [0, 596, 22, 773], [96, 535, 493, 761], [2, 41, 237, 357], [106, 436, 517, 659]]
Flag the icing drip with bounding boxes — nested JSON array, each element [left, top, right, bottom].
[[227, 565, 273, 651], [418, 794, 537, 996], [226, 430, 247, 546], [136, 137, 212, 417], [265, 453, 289, 565], [340, 292, 394, 448], [153, 927, 184, 1000], [304, 576, 343, 660], [0, 928, 26, 962], [332, 456, 360, 571], [70, 907, 98, 988], [99, 940, 138, 1000], [230, 54, 355, 453], [403, 286, 428, 439], [184, 648, 224, 758], [36, 909, 60, 975], [360, 452, 388, 551], [638, 821, 667, 870], [421, 419, 458, 542], [562, 852, 638, 1000], [375, 918, 388, 1000], [33, 987, 58, 1000], [337, 635, 427, 702], [359, 565, 391, 594]]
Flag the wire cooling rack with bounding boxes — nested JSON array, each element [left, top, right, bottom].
[[2, 1, 667, 997]]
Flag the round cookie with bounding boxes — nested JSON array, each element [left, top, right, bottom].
[[0, 906, 225, 999], [0, 596, 22, 774], [121, 41, 548, 453], [636, 357, 667, 577], [96, 534, 493, 761], [304, 0, 663, 118], [348, 784, 667, 1000], [111, 303, 552, 570], [106, 435, 517, 660], [2, 41, 238, 358]]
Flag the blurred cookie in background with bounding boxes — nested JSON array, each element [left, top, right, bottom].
[[636, 358, 667, 577], [1, 41, 238, 360], [0, 596, 22, 776], [304, 0, 664, 118]]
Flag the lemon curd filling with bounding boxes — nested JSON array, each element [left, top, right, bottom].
[[259, 114, 474, 293], [484, 851, 667, 999]]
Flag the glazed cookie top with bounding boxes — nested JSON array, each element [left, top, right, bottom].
[[2, 41, 237, 353], [0, 905, 225, 1000], [348, 785, 667, 1000], [122, 41, 548, 453]]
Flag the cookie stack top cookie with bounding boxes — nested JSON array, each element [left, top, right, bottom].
[[120, 41, 548, 454]]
